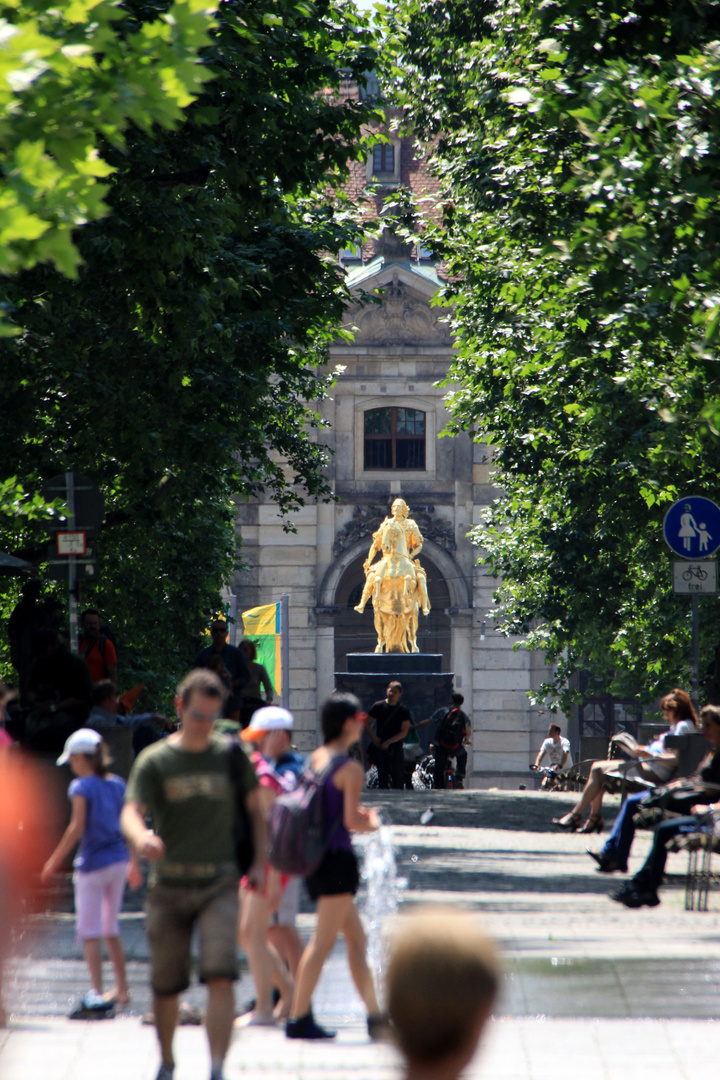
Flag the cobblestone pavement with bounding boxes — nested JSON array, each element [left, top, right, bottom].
[[2, 789, 719, 1078]]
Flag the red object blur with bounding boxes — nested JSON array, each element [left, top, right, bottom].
[[0, 748, 60, 912], [118, 684, 144, 715]]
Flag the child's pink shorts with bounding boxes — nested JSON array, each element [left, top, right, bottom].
[[73, 861, 128, 940]]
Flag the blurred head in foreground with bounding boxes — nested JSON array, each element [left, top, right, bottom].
[[387, 908, 499, 1080]]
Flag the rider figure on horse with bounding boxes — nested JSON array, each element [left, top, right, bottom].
[[354, 499, 431, 653]]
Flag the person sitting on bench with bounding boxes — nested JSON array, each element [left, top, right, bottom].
[[609, 704, 720, 907], [553, 689, 697, 835]]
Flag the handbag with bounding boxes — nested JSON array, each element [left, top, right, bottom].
[[228, 740, 254, 874], [642, 782, 701, 816]]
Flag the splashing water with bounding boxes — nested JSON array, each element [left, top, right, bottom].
[[357, 823, 406, 1007]]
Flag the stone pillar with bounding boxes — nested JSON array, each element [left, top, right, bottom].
[[448, 609, 473, 691], [315, 606, 339, 722]]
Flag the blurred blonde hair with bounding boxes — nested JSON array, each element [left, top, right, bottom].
[[85, 741, 112, 778], [387, 908, 499, 1064]]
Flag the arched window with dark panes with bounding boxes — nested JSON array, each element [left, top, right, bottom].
[[364, 407, 426, 470], [373, 144, 395, 174]]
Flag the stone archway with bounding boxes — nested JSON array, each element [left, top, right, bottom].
[[332, 551, 452, 672]]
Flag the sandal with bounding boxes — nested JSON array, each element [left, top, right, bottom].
[[552, 811, 581, 831], [142, 1002, 203, 1027], [578, 813, 603, 835]]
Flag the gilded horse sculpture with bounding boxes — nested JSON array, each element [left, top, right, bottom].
[[354, 499, 431, 653]]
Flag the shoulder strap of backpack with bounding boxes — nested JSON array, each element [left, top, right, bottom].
[[312, 754, 348, 840], [308, 754, 349, 781], [79, 635, 107, 660], [228, 739, 251, 793]]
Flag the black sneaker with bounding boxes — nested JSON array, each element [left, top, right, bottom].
[[286, 1012, 336, 1040], [587, 849, 626, 874], [610, 883, 660, 908]]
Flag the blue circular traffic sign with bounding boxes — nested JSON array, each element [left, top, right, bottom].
[[663, 496, 720, 558]]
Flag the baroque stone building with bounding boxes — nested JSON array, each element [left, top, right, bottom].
[[233, 118, 561, 786]]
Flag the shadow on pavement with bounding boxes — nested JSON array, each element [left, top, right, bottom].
[[395, 845, 623, 895], [366, 789, 583, 831]]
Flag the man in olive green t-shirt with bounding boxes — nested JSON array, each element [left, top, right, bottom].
[[122, 669, 265, 1080]]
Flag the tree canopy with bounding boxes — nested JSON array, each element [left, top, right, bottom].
[[0, 0, 378, 701], [0, 0, 215, 282], [384, 0, 720, 708]]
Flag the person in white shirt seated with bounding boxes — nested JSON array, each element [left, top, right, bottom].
[[533, 724, 572, 773], [552, 689, 697, 836]]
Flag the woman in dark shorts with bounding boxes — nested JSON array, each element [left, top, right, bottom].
[[286, 693, 383, 1041]]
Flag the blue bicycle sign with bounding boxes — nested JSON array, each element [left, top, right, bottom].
[[664, 496, 720, 559]]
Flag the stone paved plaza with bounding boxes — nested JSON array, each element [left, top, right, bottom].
[[2, 789, 719, 1079]]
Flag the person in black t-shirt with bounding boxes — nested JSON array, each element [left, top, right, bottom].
[[368, 682, 412, 789], [193, 619, 249, 722]]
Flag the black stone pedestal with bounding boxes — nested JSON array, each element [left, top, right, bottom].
[[346, 653, 442, 675], [335, 653, 454, 753]]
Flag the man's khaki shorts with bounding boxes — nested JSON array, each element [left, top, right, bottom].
[[145, 874, 239, 995]]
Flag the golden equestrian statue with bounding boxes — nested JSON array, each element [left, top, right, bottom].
[[354, 498, 431, 653]]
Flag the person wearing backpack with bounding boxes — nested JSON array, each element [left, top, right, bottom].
[[430, 693, 471, 789], [285, 693, 384, 1041], [79, 609, 118, 685], [121, 669, 265, 1080]]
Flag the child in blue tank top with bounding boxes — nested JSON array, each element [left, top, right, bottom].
[[41, 728, 141, 1018]]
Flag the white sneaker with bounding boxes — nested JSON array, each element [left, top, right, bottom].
[[83, 991, 109, 1009], [234, 1009, 276, 1028]]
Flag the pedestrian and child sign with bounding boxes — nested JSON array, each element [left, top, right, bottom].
[[663, 495, 720, 710], [663, 496, 720, 559]]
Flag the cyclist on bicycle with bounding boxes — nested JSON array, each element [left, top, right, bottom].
[[533, 723, 572, 773]]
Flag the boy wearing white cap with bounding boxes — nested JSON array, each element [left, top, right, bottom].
[[41, 728, 141, 1018], [237, 706, 302, 1026]]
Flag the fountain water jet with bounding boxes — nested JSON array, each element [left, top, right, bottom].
[[357, 822, 406, 1008]]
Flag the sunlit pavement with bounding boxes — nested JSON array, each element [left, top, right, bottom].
[[2, 789, 719, 1078]]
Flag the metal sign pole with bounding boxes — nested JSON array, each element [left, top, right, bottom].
[[691, 595, 700, 711], [65, 470, 79, 653], [280, 593, 290, 710]]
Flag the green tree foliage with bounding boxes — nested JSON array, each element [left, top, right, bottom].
[[384, 0, 720, 707], [0, 0, 214, 282], [0, 0, 377, 701]]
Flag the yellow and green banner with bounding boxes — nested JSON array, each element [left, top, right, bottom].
[[242, 601, 282, 695]]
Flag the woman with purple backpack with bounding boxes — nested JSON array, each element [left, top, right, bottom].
[[285, 693, 385, 1041]]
